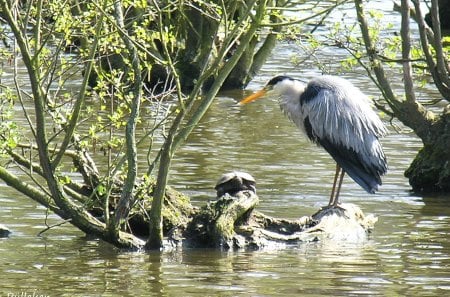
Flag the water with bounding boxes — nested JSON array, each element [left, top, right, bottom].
[[2, 1, 450, 296]]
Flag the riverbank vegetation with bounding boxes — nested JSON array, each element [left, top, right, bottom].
[[0, 0, 448, 250]]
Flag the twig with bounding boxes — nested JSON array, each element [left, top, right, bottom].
[[38, 216, 72, 236]]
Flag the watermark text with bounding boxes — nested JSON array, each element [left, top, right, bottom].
[[7, 291, 49, 297]]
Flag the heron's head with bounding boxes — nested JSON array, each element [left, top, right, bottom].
[[239, 75, 304, 105]]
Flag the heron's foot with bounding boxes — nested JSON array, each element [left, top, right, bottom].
[[312, 204, 348, 221], [322, 203, 345, 211]]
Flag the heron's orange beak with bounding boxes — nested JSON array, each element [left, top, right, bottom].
[[238, 89, 267, 105]]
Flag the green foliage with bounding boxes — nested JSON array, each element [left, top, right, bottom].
[[297, 4, 432, 91], [0, 87, 19, 157]]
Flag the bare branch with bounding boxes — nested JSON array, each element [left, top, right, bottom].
[[400, 0, 417, 103], [430, 0, 450, 91], [410, 0, 450, 100]]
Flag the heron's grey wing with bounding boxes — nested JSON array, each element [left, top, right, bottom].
[[302, 85, 387, 193], [301, 83, 385, 147]]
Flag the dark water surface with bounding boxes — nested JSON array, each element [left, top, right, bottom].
[[2, 1, 450, 296]]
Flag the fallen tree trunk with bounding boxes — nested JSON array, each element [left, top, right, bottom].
[[177, 190, 377, 249]]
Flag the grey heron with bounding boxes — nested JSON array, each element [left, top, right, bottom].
[[239, 75, 387, 207]]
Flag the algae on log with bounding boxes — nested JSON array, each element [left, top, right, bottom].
[[184, 191, 259, 249], [405, 143, 450, 193]]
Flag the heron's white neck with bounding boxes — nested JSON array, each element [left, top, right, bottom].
[[275, 79, 306, 129]]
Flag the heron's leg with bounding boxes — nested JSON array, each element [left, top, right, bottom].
[[328, 164, 341, 205], [332, 167, 345, 206]]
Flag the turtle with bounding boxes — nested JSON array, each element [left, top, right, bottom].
[[214, 171, 256, 198]]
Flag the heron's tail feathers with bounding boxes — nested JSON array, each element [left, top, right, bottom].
[[341, 162, 381, 194], [319, 138, 387, 194]]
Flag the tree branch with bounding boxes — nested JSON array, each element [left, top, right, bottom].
[[430, 0, 450, 96], [52, 0, 106, 167], [400, 0, 417, 103], [0, 0, 144, 249], [111, 0, 143, 233], [354, 0, 434, 140], [0, 165, 63, 217], [410, 0, 450, 100]]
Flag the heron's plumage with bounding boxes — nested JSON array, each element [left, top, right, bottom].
[[275, 75, 387, 194]]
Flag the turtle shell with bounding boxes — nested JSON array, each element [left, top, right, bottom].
[[215, 171, 256, 197]]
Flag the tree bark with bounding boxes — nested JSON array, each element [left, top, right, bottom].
[[111, 0, 143, 237], [405, 113, 450, 192], [355, 0, 450, 193]]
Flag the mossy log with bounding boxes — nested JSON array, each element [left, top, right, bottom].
[[183, 191, 259, 248], [174, 191, 377, 250], [107, 170, 378, 249]]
